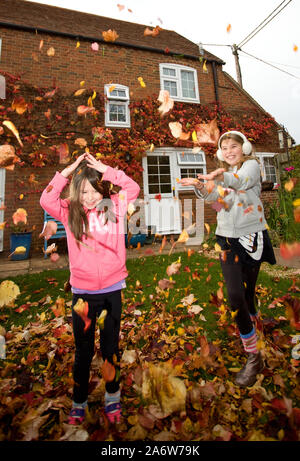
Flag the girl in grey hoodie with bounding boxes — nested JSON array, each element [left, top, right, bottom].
[[180, 131, 276, 387]]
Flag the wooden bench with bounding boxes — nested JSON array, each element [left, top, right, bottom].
[[43, 211, 66, 258]]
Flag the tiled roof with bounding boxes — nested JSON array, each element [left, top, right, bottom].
[[0, 0, 224, 63]]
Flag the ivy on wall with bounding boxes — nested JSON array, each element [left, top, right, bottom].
[[0, 70, 278, 183]]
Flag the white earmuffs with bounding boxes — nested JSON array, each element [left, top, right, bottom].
[[216, 131, 252, 161]]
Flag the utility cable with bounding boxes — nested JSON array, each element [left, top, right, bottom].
[[239, 49, 300, 79], [238, 0, 292, 49]]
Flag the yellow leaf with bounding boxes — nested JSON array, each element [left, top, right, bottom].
[[214, 243, 222, 252], [177, 327, 185, 336], [3, 120, 23, 147], [80, 80, 85, 87], [92, 90, 97, 100], [138, 77, 146, 87], [97, 309, 107, 330], [14, 246, 26, 254], [192, 130, 198, 142], [76, 41, 80, 48], [0, 280, 20, 307], [74, 89, 86, 96], [293, 198, 300, 207]]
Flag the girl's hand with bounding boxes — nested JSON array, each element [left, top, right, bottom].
[[178, 177, 205, 190], [85, 153, 108, 174], [179, 177, 199, 186], [60, 153, 86, 178], [197, 168, 225, 182]]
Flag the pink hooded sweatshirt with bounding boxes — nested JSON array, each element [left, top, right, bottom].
[[40, 166, 140, 291]]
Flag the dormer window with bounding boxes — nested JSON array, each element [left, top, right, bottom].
[[104, 84, 130, 128], [159, 64, 200, 103]]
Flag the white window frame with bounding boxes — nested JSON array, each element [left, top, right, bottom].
[[256, 153, 279, 185], [159, 63, 200, 103], [104, 84, 130, 128], [175, 149, 207, 190]]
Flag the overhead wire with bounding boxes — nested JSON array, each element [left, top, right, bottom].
[[237, 0, 293, 49], [239, 49, 300, 80]]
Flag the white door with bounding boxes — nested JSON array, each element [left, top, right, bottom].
[[142, 150, 182, 234], [0, 169, 6, 252]]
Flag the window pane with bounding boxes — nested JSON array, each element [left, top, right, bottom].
[[109, 104, 126, 122], [178, 152, 204, 163], [161, 184, 171, 193], [160, 174, 171, 184], [163, 80, 177, 97], [147, 156, 158, 165], [148, 175, 159, 184], [181, 70, 196, 99], [158, 156, 170, 165], [163, 67, 176, 77], [148, 165, 158, 174], [149, 184, 160, 194]]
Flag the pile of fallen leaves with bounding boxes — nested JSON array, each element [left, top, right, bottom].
[[0, 267, 299, 442]]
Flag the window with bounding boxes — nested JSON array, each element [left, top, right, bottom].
[[177, 150, 206, 186], [257, 153, 278, 184], [147, 155, 172, 194], [104, 84, 130, 127], [159, 64, 200, 103]]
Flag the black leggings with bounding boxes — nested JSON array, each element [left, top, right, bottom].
[[71, 290, 122, 404], [220, 259, 261, 336]]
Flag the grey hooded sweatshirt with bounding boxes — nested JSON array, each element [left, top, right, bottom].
[[194, 159, 267, 238]]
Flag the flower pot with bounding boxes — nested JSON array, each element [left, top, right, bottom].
[[10, 232, 32, 260]]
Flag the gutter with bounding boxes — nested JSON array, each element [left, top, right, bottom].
[[0, 20, 225, 65]]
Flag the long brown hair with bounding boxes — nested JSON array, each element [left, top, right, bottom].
[[68, 160, 115, 243], [218, 133, 258, 171]]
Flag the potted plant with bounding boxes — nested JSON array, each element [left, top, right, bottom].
[[9, 208, 32, 260]]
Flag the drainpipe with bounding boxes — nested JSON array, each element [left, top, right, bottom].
[[211, 61, 219, 103]]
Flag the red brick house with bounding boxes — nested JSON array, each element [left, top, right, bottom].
[[0, 0, 288, 255]]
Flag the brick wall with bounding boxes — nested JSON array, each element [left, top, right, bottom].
[[0, 25, 283, 254]]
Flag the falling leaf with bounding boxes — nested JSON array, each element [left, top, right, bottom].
[[280, 242, 300, 260], [73, 298, 91, 332], [202, 60, 208, 73], [47, 47, 55, 57], [168, 121, 190, 140], [293, 44, 298, 52], [3, 120, 23, 147], [117, 4, 125, 11], [74, 138, 87, 148], [12, 208, 27, 225], [102, 29, 119, 42], [39, 39, 44, 51], [57, 143, 70, 164], [154, 194, 161, 202], [76, 41, 80, 49], [0, 144, 18, 170], [195, 119, 220, 146], [97, 309, 107, 330], [144, 26, 162, 37], [157, 90, 174, 116], [74, 89, 86, 96], [0, 280, 20, 308], [91, 42, 99, 51], [227, 24, 232, 33], [11, 97, 28, 114], [138, 77, 146, 88], [50, 252, 60, 262], [77, 105, 95, 116], [102, 359, 116, 382]]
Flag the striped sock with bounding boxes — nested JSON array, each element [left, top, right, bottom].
[[240, 327, 258, 354]]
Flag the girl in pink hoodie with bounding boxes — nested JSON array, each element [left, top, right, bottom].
[[40, 152, 140, 425]]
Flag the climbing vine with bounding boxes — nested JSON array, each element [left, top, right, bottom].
[[0, 70, 277, 183]]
